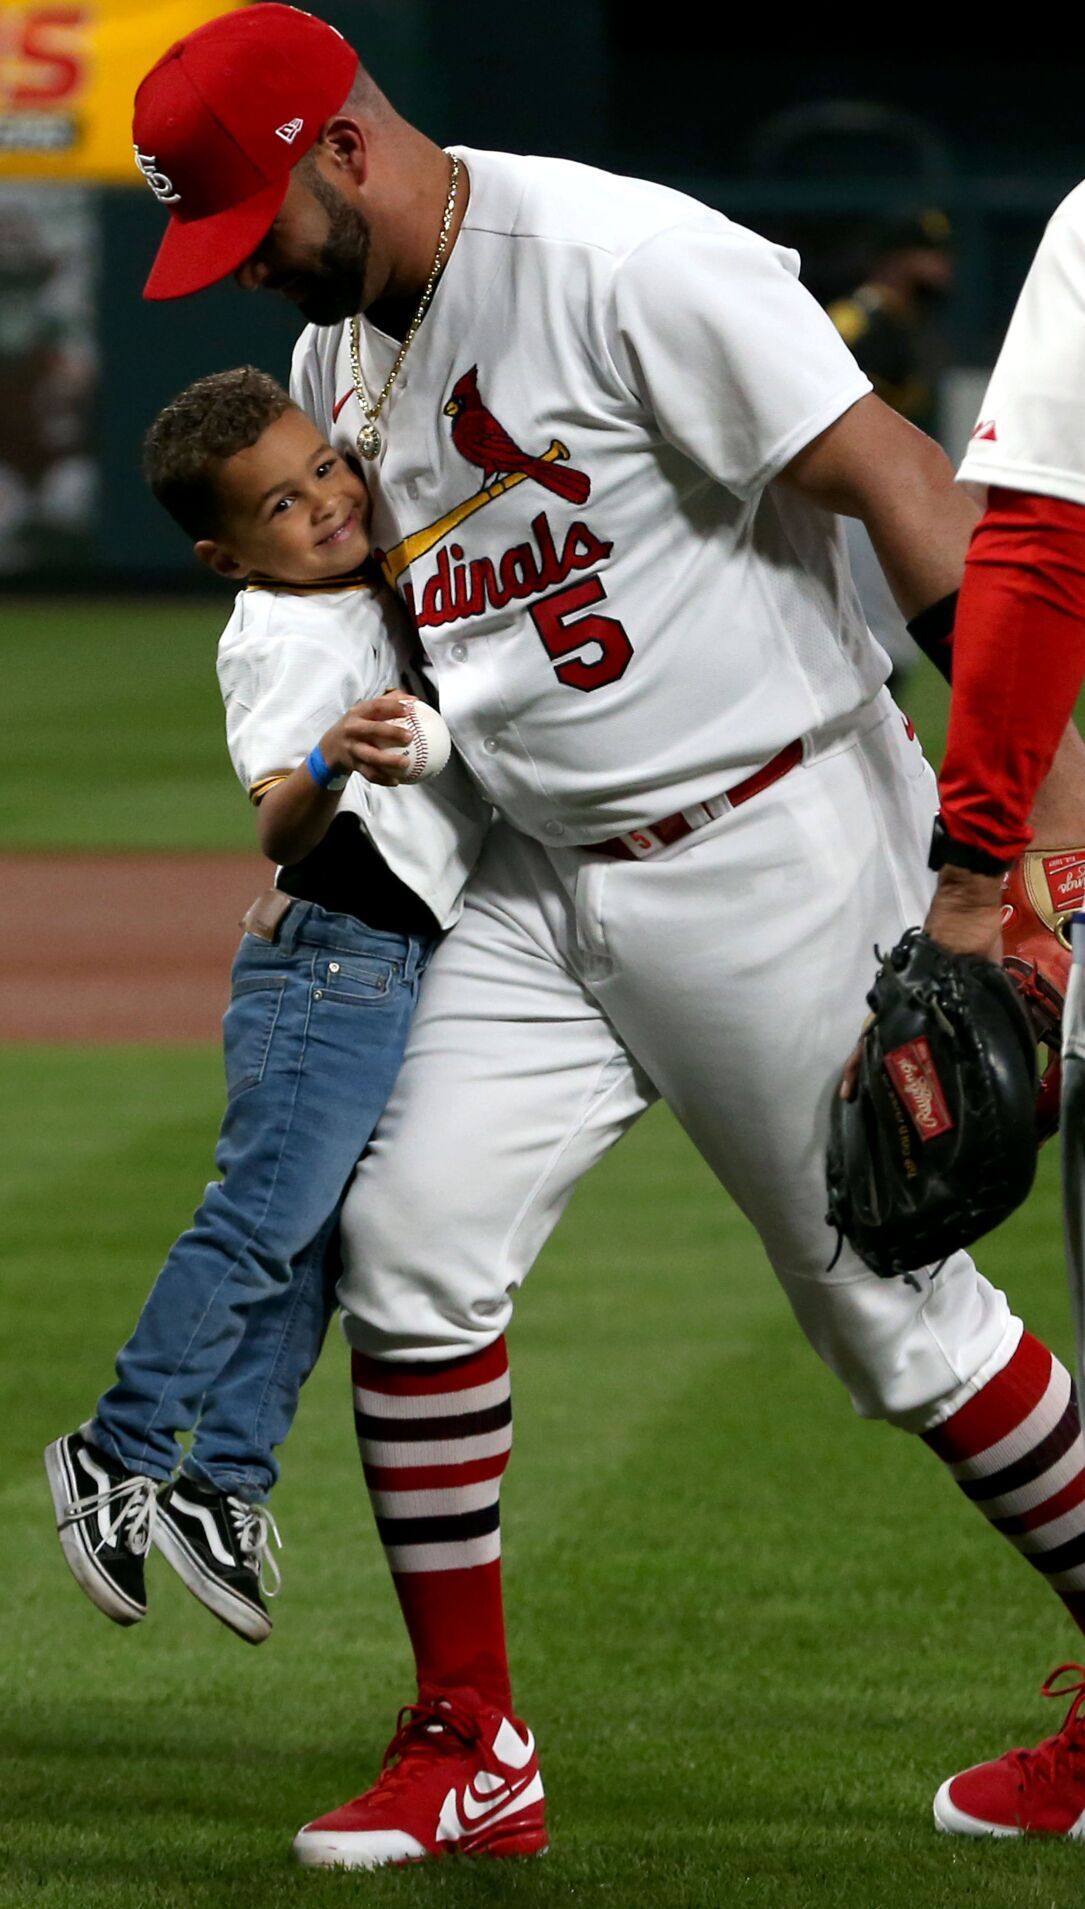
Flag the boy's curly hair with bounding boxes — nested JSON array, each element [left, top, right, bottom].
[[143, 366, 294, 540]]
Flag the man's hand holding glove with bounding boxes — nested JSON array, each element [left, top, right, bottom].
[[826, 928, 1038, 1278]]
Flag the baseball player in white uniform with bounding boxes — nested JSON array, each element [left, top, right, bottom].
[[912, 180, 1085, 1838], [134, 3, 1085, 1865]]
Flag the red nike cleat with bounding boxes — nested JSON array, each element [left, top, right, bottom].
[[934, 1665, 1085, 1836], [292, 1687, 548, 1868]]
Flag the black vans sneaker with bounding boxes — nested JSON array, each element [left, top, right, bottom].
[[44, 1430, 158, 1625], [153, 1481, 281, 1644]]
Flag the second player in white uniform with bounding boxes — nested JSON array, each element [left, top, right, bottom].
[[133, 4, 1085, 1865]]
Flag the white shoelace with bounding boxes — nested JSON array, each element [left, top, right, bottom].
[[228, 1499, 283, 1598], [63, 1474, 158, 1558]]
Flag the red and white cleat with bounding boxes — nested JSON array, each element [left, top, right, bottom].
[[292, 1686, 548, 1869], [934, 1665, 1085, 1837]]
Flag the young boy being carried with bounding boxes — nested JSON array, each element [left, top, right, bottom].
[[45, 368, 486, 1643]]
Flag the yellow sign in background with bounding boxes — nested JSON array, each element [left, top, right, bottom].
[[0, 0, 248, 182]]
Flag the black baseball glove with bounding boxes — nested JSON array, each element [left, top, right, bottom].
[[826, 928, 1039, 1278]]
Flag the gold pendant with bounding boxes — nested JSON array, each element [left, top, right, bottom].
[[356, 420, 382, 461]]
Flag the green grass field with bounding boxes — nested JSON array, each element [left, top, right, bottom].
[[1, 600, 248, 851], [5, 605, 1085, 1906]]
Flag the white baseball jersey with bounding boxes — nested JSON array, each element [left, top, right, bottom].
[[292, 147, 882, 847], [958, 180, 1085, 506], [216, 574, 488, 929]]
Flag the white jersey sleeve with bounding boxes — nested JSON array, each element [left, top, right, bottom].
[[214, 587, 382, 790], [958, 182, 1085, 507], [603, 215, 872, 500]]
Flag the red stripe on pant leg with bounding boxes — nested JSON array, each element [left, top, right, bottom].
[[996, 1464, 1085, 1538], [363, 1456, 510, 1493], [351, 1340, 509, 1396], [394, 1556, 511, 1711], [923, 1333, 1052, 1463]]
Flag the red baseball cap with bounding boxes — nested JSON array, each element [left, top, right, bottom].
[[134, 4, 358, 301]]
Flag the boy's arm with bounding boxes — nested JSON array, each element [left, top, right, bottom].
[[255, 692, 424, 864]]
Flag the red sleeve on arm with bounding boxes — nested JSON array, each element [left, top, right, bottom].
[[939, 486, 1085, 861]]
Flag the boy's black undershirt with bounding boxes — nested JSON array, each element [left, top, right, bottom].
[[277, 813, 440, 939]]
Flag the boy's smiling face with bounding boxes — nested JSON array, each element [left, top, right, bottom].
[[198, 406, 370, 584]]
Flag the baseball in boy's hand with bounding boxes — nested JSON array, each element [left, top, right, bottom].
[[394, 699, 452, 782]]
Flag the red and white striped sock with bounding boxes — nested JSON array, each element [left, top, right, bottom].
[[924, 1329, 1085, 1631], [352, 1337, 513, 1711]]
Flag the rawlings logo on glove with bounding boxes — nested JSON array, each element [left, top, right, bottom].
[[826, 929, 1038, 1279], [884, 1039, 955, 1140]]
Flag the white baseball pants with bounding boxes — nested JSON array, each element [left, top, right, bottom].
[[337, 694, 1019, 1428]]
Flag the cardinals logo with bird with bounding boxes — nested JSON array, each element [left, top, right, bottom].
[[443, 367, 591, 506]]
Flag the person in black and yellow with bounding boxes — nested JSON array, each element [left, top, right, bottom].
[[829, 209, 954, 432]]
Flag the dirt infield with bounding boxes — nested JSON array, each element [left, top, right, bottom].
[[0, 852, 269, 1042]]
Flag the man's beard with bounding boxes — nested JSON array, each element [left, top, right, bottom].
[[294, 173, 371, 326]]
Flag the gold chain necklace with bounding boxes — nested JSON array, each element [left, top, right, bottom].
[[348, 153, 461, 461]]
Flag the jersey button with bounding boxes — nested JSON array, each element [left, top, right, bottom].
[[544, 820, 565, 838], [483, 737, 499, 754], [451, 643, 467, 662]]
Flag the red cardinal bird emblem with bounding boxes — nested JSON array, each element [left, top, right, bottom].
[[443, 367, 591, 507]]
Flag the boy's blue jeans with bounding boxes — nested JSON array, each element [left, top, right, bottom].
[[90, 900, 434, 1502]]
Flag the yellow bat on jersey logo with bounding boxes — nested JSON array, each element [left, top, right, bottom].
[[376, 441, 573, 590]]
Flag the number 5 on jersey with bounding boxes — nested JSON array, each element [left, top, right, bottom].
[[529, 578, 633, 691]]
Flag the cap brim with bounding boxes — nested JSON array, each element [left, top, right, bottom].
[[142, 175, 289, 301]]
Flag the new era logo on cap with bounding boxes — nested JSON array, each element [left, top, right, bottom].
[[133, 4, 357, 300]]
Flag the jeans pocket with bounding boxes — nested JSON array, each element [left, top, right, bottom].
[[224, 974, 288, 1097], [315, 954, 397, 1007]]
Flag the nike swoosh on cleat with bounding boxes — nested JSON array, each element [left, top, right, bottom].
[[437, 1767, 538, 1842], [462, 1783, 511, 1823]]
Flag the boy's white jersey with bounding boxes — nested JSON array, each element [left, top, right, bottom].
[[293, 146, 883, 847], [958, 180, 1085, 508], [216, 574, 488, 928]]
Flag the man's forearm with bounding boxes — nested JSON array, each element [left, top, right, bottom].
[[858, 430, 979, 622], [778, 395, 978, 620], [778, 400, 1085, 852]]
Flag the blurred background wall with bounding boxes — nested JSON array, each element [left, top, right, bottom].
[[1, 0, 1082, 589]]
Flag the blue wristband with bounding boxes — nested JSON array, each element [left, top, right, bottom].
[[306, 744, 348, 793]]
